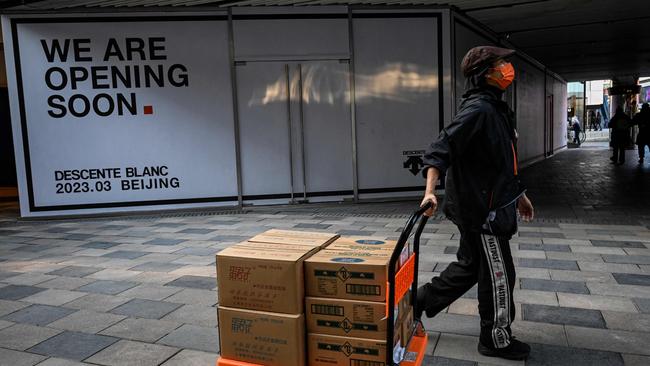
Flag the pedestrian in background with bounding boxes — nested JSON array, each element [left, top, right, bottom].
[[633, 103, 650, 163], [609, 107, 632, 165], [589, 110, 596, 131], [595, 110, 602, 131]]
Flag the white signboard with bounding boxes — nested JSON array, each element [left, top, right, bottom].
[[2, 16, 238, 216]]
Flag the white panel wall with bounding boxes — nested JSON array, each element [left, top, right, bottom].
[[453, 20, 497, 110], [233, 17, 349, 60], [514, 56, 546, 164], [553, 77, 568, 150], [353, 15, 441, 196]]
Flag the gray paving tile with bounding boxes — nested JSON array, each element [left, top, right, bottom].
[[0, 299, 29, 317], [526, 342, 623, 366], [566, 326, 650, 356], [27, 331, 118, 361], [0, 323, 62, 350], [602, 311, 650, 332], [64, 294, 130, 312], [519, 232, 565, 239], [160, 304, 217, 327], [63, 234, 94, 241], [33, 358, 92, 366], [160, 349, 219, 366], [591, 240, 646, 248], [164, 275, 215, 290], [603, 255, 650, 265], [100, 317, 182, 343], [444, 246, 459, 254], [422, 355, 476, 366], [162, 289, 216, 307], [634, 298, 650, 313], [143, 239, 186, 246], [432, 333, 523, 365], [623, 354, 650, 366], [0, 271, 21, 281], [129, 262, 183, 273], [118, 284, 181, 301], [110, 299, 182, 319], [520, 278, 589, 294], [557, 293, 638, 312], [178, 228, 214, 234], [421, 313, 479, 337], [0, 319, 13, 330], [612, 273, 650, 286], [0, 347, 47, 366], [510, 320, 568, 346], [153, 223, 185, 228], [293, 223, 332, 229], [77, 280, 137, 295], [21, 289, 86, 306], [519, 258, 579, 270], [208, 235, 249, 242], [522, 304, 605, 328], [157, 324, 219, 352], [101, 251, 148, 259], [46, 266, 101, 278], [519, 243, 571, 252], [2, 305, 77, 326], [80, 242, 119, 250], [48, 309, 126, 333], [0, 285, 46, 300], [85, 339, 179, 366], [38, 277, 94, 291], [172, 247, 217, 256]]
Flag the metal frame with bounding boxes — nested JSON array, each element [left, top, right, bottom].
[[228, 8, 244, 207], [347, 7, 359, 202], [285, 63, 296, 203], [297, 63, 308, 202]]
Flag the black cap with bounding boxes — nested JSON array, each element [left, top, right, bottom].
[[461, 46, 516, 77]]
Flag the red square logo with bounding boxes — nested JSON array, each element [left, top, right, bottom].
[[143, 105, 153, 115]]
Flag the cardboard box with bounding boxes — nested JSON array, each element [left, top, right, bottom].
[[233, 241, 321, 252], [307, 333, 387, 366], [305, 297, 387, 339], [218, 306, 305, 366], [326, 237, 398, 252], [400, 307, 414, 347], [216, 245, 318, 313], [248, 229, 339, 248], [305, 250, 390, 302]]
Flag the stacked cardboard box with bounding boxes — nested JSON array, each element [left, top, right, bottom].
[[304, 237, 415, 366], [216, 230, 338, 366]]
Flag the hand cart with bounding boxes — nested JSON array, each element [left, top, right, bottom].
[[217, 201, 433, 366]]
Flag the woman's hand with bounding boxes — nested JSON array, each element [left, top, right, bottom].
[[420, 193, 438, 217], [517, 194, 534, 222]]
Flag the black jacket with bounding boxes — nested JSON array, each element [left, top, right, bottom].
[[423, 87, 524, 233]]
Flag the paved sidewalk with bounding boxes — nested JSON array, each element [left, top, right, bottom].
[[0, 146, 649, 366]]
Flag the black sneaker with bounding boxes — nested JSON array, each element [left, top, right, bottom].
[[477, 338, 531, 360]]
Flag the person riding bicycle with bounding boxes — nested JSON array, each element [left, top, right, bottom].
[[571, 115, 582, 145]]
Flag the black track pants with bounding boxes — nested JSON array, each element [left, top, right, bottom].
[[418, 231, 516, 349]]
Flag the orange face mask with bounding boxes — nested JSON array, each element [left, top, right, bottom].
[[487, 62, 515, 90]]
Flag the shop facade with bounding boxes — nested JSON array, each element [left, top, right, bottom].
[[1, 7, 567, 217]]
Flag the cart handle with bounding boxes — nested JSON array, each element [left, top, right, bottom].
[[386, 201, 432, 365]]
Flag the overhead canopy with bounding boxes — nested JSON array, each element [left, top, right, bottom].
[[1, 0, 647, 81]]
